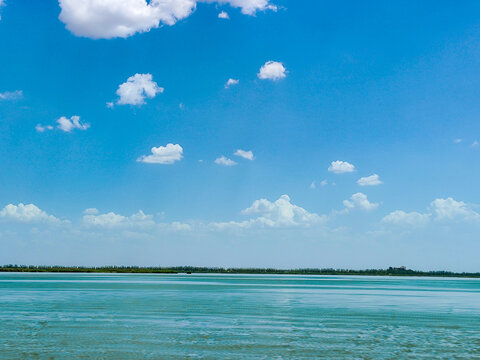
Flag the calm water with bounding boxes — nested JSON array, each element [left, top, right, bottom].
[[1, 273, 480, 359]]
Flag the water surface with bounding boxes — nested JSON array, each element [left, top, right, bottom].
[[1, 273, 479, 359]]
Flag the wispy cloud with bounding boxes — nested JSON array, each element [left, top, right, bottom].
[[234, 149, 254, 160], [0, 90, 23, 100]]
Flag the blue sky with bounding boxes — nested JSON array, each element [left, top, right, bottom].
[[1, 0, 480, 270]]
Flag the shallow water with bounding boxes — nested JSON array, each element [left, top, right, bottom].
[[1, 273, 479, 359]]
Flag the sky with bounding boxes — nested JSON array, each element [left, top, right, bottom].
[[1, 0, 480, 271]]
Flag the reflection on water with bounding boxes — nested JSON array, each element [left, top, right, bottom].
[[1, 273, 480, 359]]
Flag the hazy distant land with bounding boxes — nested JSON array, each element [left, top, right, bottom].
[[1, 265, 479, 278]]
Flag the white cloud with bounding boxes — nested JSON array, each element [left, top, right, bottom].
[[59, 0, 197, 39], [472, 140, 479, 148], [310, 181, 316, 189], [83, 210, 155, 229], [137, 143, 183, 164], [207, 0, 277, 15], [213, 195, 324, 229], [328, 160, 355, 174], [343, 193, 378, 211], [320, 180, 328, 186], [215, 156, 237, 166], [59, 0, 276, 39], [225, 78, 239, 88], [218, 10, 229, 19], [430, 198, 480, 222], [116, 73, 163, 106], [0, 90, 23, 100], [357, 174, 382, 186], [453, 138, 462, 144], [35, 124, 54, 133], [83, 208, 99, 215], [243, 195, 324, 227], [0, 0, 4, 21], [257, 61, 286, 81], [380, 197, 480, 227], [106, 101, 114, 108], [234, 149, 254, 160], [82, 209, 193, 233], [0, 203, 60, 224], [382, 210, 430, 226], [56, 116, 90, 132]]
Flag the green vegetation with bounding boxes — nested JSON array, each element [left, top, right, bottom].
[[1, 265, 479, 278]]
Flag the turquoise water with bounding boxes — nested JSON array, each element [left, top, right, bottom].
[[1, 273, 480, 359]]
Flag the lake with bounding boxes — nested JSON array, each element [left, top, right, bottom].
[[1, 273, 479, 359]]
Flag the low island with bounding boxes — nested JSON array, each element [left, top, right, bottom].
[[1, 265, 479, 278]]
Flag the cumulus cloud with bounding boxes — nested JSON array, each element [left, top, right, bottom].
[[59, 0, 196, 39], [116, 73, 163, 106], [382, 210, 430, 226], [234, 149, 254, 160], [59, 0, 276, 39], [472, 140, 479, 148], [453, 138, 463, 144], [430, 198, 480, 222], [310, 181, 316, 189], [212, 195, 324, 229], [320, 180, 328, 186], [83, 210, 155, 229], [328, 160, 355, 174], [56, 116, 90, 132], [257, 61, 286, 80], [0, 203, 60, 224], [218, 10, 229, 19], [137, 143, 183, 164], [343, 193, 379, 211], [357, 174, 382, 186], [243, 195, 322, 226], [215, 156, 237, 166], [225, 78, 239, 88], [381, 197, 480, 228], [0, 90, 23, 100]]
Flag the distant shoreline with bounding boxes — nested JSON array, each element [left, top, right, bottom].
[[1, 266, 479, 278]]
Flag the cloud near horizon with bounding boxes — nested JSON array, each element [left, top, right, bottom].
[[212, 194, 326, 229], [382, 197, 480, 226], [0, 203, 61, 224]]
